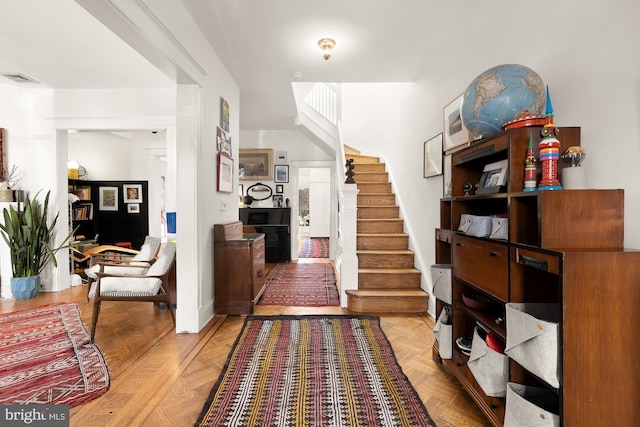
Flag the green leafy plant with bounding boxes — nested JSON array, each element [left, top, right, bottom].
[[0, 191, 78, 277]]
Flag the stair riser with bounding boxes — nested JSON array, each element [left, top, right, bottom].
[[358, 273, 421, 289], [357, 183, 391, 193], [357, 236, 408, 250], [347, 154, 379, 164], [354, 173, 388, 183], [357, 207, 399, 219], [357, 221, 404, 234], [353, 163, 386, 173], [358, 253, 414, 268], [347, 294, 428, 314], [358, 194, 395, 206]]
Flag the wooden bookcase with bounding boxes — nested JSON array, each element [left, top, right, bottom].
[[433, 127, 640, 426]]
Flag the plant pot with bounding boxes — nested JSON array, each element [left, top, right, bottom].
[[10, 275, 41, 300]]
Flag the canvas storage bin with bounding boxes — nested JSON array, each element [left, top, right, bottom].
[[458, 214, 492, 237], [504, 382, 560, 427], [430, 264, 452, 304], [489, 216, 508, 240], [467, 326, 508, 397], [433, 306, 453, 359], [505, 303, 560, 388]]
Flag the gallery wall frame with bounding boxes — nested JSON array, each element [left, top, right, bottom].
[[274, 165, 289, 183], [127, 204, 140, 214], [217, 152, 234, 193], [424, 133, 443, 178], [275, 184, 284, 194], [220, 97, 230, 133], [99, 186, 118, 211], [443, 93, 473, 153], [216, 126, 231, 156], [239, 149, 273, 180], [123, 184, 143, 203]]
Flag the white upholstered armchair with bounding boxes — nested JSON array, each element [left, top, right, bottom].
[[89, 242, 176, 342]]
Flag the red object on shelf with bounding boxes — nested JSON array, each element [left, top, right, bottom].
[[114, 242, 132, 249], [486, 331, 505, 354]]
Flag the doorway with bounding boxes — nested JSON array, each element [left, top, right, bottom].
[[297, 167, 331, 259]]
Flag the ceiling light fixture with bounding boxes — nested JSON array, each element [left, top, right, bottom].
[[318, 38, 336, 60]]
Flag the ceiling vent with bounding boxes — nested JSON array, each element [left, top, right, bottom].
[[1, 73, 40, 84]]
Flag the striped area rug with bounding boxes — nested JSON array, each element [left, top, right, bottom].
[[258, 263, 339, 306], [0, 302, 110, 407], [298, 237, 329, 258], [195, 315, 436, 427]]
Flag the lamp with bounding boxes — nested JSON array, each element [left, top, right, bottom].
[[318, 38, 336, 60]]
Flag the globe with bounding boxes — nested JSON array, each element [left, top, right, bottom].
[[460, 64, 546, 139]]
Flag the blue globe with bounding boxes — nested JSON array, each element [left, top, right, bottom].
[[460, 64, 546, 139]]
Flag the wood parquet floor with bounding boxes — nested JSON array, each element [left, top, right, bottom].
[[0, 259, 490, 427]]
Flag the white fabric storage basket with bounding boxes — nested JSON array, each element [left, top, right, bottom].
[[430, 264, 452, 304], [458, 214, 493, 237], [504, 382, 560, 427], [505, 303, 560, 388], [433, 306, 452, 359], [467, 326, 508, 397], [489, 217, 508, 240]]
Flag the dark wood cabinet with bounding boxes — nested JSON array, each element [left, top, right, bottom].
[[214, 221, 266, 315], [433, 127, 640, 426]]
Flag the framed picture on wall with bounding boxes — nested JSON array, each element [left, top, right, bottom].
[[274, 165, 289, 183], [424, 133, 443, 178], [217, 152, 234, 193], [239, 149, 273, 180], [276, 184, 283, 194], [99, 186, 118, 211], [220, 97, 230, 133], [443, 93, 472, 153], [123, 184, 143, 203], [127, 204, 140, 214]]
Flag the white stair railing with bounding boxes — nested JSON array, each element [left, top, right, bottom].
[[304, 83, 337, 125]]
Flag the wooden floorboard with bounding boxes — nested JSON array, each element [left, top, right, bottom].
[[0, 261, 490, 427]]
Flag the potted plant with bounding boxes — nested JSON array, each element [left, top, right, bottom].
[[0, 190, 77, 299]]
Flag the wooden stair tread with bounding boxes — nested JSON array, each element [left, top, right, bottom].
[[357, 249, 413, 254], [359, 268, 420, 274], [357, 233, 408, 237], [346, 289, 427, 297], [357, 218, 403, 222]]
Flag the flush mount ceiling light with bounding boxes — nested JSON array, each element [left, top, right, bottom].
[[318, 38, 336, 60]]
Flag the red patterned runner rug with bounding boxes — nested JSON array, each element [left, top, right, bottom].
[[195, 315, 436, 427], [0, 302, 110, 407], [298, 237, 330, 258], [258, 262, 340, 306]]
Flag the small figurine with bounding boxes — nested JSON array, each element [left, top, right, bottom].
[[345, 158, 356, 184], [538, 86, 562, 190], [523, 132, 537, 192], [463, 182, 473, 197]]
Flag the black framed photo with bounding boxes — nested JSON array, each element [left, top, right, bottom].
[[276, 184, 283, 194], [274, 165, 289, 183], [476, 159, 509, 195], [424, 133, 443, 178]]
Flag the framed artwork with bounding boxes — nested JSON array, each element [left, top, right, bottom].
[[443, 94, 472, 153], [127, 204, 140, 214], [99, 186, 118, 211], [238, 184, 244, 198], [443, 154, 452, 197], [216, 126, 231, 156], [123, 184, 143, 203], [424, 133, 443, 178], [275, 184, 284, 194], [276, 151, 287, 164], [272, 194, 283, 207], [274, 165, 289, 183], [217, 152, 234, 193], [220, 97, 230, 133], [477, 159, 509, 195], [239, 149, 273, 180]]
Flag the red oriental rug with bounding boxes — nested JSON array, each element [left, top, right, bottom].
[[258, 262, 339, 306], [298, 237, 329, 258], [0, 302, 110, 407], [195, 315, 436, 427]]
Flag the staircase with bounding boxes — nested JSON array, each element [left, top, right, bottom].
[[344, 146, 429, 314]]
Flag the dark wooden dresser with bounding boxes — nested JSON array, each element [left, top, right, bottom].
[[214, 221, 266, 315]]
